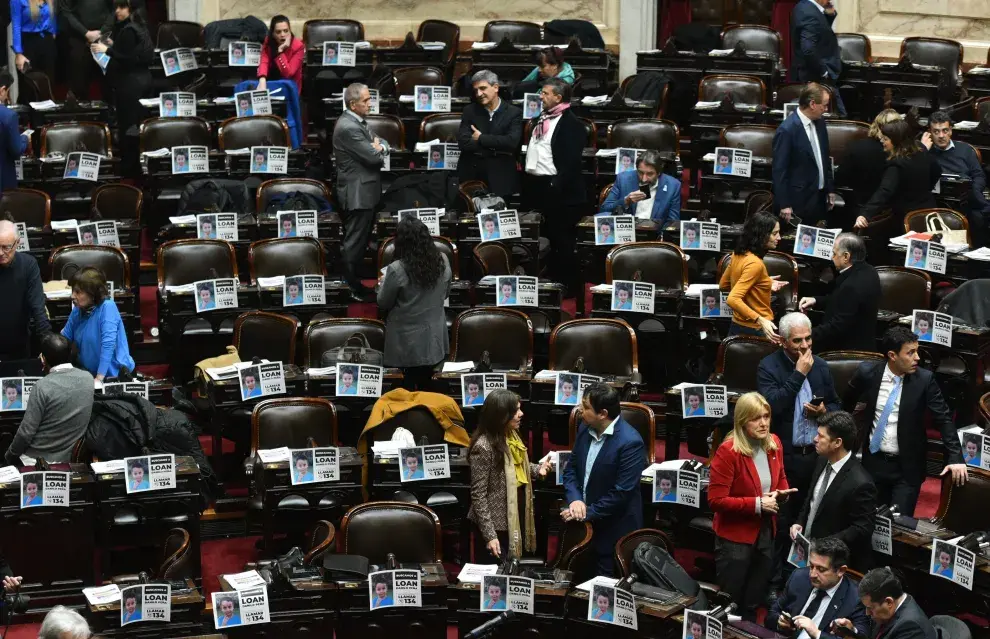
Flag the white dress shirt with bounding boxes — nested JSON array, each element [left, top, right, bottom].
[[796, 577, 844, 639], [872, 364, 904, 455], [796, 108, 825, 190], [634, 181, 658, 218], [525, 116, 561, 176], [807, 450, 851, 518]]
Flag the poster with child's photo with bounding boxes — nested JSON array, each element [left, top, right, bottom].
[[595, 216, 616, 245], [239, 365, 263, 400], [523, 93, 542, 119], [682, 386, 706, 418], [787, 532, 810, 569], [961, 433, 984, 468], [906, 239, 928, 270], [555, 373, 579, 406], [478, 213, 500, 241], [427, 144, 446, 170], [615, 148, 637, 175], [415, 86, 434, 112], [681, 221, 701, 249], [291, 450, 315, 484], [20, 472, 43, 508], [336, 364, 359, 396], [913, 311, 935, 343], [1, 379, 23, 410], [654, 470, 678, 503], [461, 374, 485, 407]]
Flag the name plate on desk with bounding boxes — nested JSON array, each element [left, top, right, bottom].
[[588, 584, 636, 630], [212, 586, 270, 628], [20, 471, 69, 508], [652, 468, 699, 507], [193, 277, 238, 313], [120, 583, 171, 625], [930, 538, 974, 591], [611, 280, 654, 313], [460, 373, 507, 407], [904, 239, 946, 274], [0, 377, 38, 411], [289, 448, 340, 485], [912, 310, 952, 347], [369, 569, 422, 609], [398, 444, 450, 482], [123, 454, 176, 494], [284, 275, 326, 306], [594, 215, 635, 245], [481, 575, 534, 614]]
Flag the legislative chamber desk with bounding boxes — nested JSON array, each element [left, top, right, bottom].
[[157, 214, 259, 280], [690, 104, 770, 168], [158, 283, 257, 340], [335, 561, 449, 639], [566, 587, 697, 638], [86, 578, 205, 638], [433, 371, 531, 433], [840, 61, 944, 119], [306, 368, 405, 446], [663, 388, 743, 462], [51, 219, 142, 288], [470, 40, 614, 91], [369, 448, 471, 507], [449, 574, 572, 639], [575, 217, 661, 317], [217, 572, 334, 637]]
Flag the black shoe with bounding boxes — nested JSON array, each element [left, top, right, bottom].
[[349, 287, 375, 303]]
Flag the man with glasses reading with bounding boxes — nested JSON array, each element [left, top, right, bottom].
[[0, 220, 50, 362]]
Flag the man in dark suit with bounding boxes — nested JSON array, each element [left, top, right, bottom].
[[0, 70, 27, 192], [561, 382, 646, 575], [456, 70, 522, 200], [523, 77, 588, 292], [790, 411, 877, 570], [791, 0, 845, 115], [842, 326, 967, 515], [333, 82, 390, 301], [834, 567, 936, 639], [766, 538, 870, 639], [772, 83, 835, 226], [799, 233, 881, 352]]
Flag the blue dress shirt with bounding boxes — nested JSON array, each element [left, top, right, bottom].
[[12, 0, 56, 54], [583, 417, 617, 500]]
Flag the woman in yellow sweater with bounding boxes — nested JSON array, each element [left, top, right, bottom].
[[719, 211, 786, 342]]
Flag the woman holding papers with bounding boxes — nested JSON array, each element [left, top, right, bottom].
[[468, 389, 550, 561], [719, 211, 786, 342], [61, 267, 135, 382]]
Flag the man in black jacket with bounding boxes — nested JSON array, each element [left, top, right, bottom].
[[834, 567, 936, 639], [799, 233, 880, 352], [0, 221, 50, 360], [456, 70, 522, 200]]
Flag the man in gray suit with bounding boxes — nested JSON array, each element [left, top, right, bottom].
[[334, 83, 390, 300]]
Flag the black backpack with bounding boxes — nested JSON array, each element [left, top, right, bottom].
[[186, 180, 232, 213], [632, 542, 708, 610], [623, 71, 671, 103]]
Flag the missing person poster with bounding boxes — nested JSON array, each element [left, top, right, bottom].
[[653, 468, 701, 507], [238, 362, 286, 401], [197, 213, 238, 241], [398, 444, 450, 482], [476, 210, 521, 240], [123, 454, 176, 494], [872, 515, 892, 555], [322, 41, 356, 67], [0, 377, 37, 411], [496, 210, 522, 239], [588, 584, 637, 630], [20, 471, 69, 508], [698, 288, 732, 318], [369, 569, 422, 609], [930, 539, 975, 590], [554, 372, 602, 406], [713, 146, 752, 178], [523, 93, 542, 119], [481, 575, 535, 614], [684, 610, 722, 639], [611, 280, 655, 314], [102, 382, 150, 399], [250, 146, 288, 174], [335, 363, 383, 398], [289, 447, 339, 485], [228, 41, 261, 67], [159, 92, 195, 117], [171, 145, 208, 174], [415, 85, 451, 113], [681, 385, 728, 419], [793, 224, 837, 260], [235, 90, 271, 117], [912, 310, 952, 347], [161, 48, 197, 77], [426, 143, 459, 170], [193, 278, 238, 313], [212, 587, 270, 629], [275, 210, 317, 238], [400, 208, 441, 236], [460, 373, 507, 407], [495, 276, 538, 307], [77, 220, 119, 247], [120, 584, 171, 625], [283, 275, 326, 306], [343, 89, 380, 114], [904, 239, 946, 274], [594, 215, 635, 245], [960, 432, 990, 469], [63, 151, 100, 181], [614, 148, 639, 175], [680, 221, 720, 252], [788, 532, 810, 569], [14, 222, 28, 252]]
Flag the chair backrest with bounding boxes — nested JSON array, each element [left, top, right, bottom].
[[40, 122, 112, 156], [340, 502, 442, 563], [419, 113, 462, 143], [303, 318, 386, 368], [50, 245, 130, 286], [826, 120, 870, 161], [366, 115, 406, 150], [252, 398, 338, 451], [256, 178, 331, 213], [613, 528, 672, 578], [157, 239, 238, 287], [715, 335, 778, 390], [417, 20, 460, 66], [248, 237, 326, 282], [450, 308, 533, 371], [744, 190, 774, 219], [159, 528, 194, 580], [555, 521, 594, 571], [0, 188, 50, 227], [140, 117, 212, 152], [903, 208, 970, 245], [483, 20, 542, 44], [763, 251, 800, 310], [979, 97, 990, 123], [157, 21, 204, 48], [233, 311, 298, 364], [549, 318, 639, 378], [774, 83, 806, 109], [394, 66, 445, 96], [303, 19, 365, 46], [819, 351, 885, 400], [837, 33, 872, 63], [473, 242, 512, 276], [569, 403, 656, 464], [901, 37, 963, 81], [720, 124, 777, 157], [934, 468, 990, 536], [876, 266, 931, 314], [378, 236, 458, 279], [217, 116, 290, 150], [941, 96, 974, 125], [90, 184, 143, 224], [605, 119, 679, 153], [605, 242, 689, 291], [304, 521, 336, 567], [698, 74, 767, 106], [721, 25, 779, 57]]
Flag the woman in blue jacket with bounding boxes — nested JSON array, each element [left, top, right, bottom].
[[62, 266, 135, 382], [597, 149, 681, 227]]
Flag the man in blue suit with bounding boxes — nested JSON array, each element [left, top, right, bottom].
[[561, 382, 646, 575], [791, 0, 845, 116], [772, 83, 835, 227], [0, 69, 28, 192], [766, 538, 870, 639], [598, 149, 680, 229]]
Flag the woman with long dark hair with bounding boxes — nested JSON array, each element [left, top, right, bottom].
[[257, 15, 304, 97], [377, 217, 452, 391], [719, 211, 786, 341], [468, 389, 550, 560]]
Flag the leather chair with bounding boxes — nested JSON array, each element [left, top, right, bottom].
[[91, 184, 143, 222], [483, 20, 542, 44], [901, 37, 963, 85], [140, 117, 212, 153], [903, 208, 970, 246], [698, 74, 767, 106], [366, 115, 406, 150], [774, 83, 806, 109], [618, 76, 671, 118], [819, 351, 885, 406], [837, 34, 872, 63], [549, 318, 640, 380], [248, 237, 326, 283], [0, 188, 50, 227], [721, 25, 779, 58], [417, 19, 460, 68], [877, 266, 931, 314], [720, 124, 776, 157], [394, 66, 445, 96], [303, 318, 386, 368], [448, 308, 534, 371], [826, 120, 870, 161], [156, 21, 203, 48], [302, 19, 365, 46], [40, 122, 112, 156], [420, 113, 462, 143], [256, 178, 331, 213], [605, 242, 689, 291], [379, 236, 458, 279], [157, 238, 238, 288], [367, 406, 447, 445], [941, 96, 974, 124], [112, 527, 195, 584], [744, 190, 774, 219], [339, 502, 442, 563], [233, 311, 298, 364], [569, 402, 656, 464], [304, 520, 336, 566], [18, 71, 53, 103], [50, 245, 129, 285], [605, 119, 679, 154], [711, 335, 778, 390], [251, 398, 339, 453], [217, 116, 291, 150], [977, 96, 990, 122], [934, 467, 990, 534], [554, 521, 595, 574], [473, 242, 513, 276], [613, 528, 672, 578]]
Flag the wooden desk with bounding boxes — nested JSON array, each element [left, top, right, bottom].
[[334, 562, 449, 639], [449, 578, 572, 639], [86, 578, 205, 638], [566, 588, 697, 638]]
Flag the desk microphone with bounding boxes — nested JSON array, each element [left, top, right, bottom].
[[464, 610, 515, 639]]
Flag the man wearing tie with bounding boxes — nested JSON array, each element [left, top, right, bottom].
[[833, 568, 936, 639], [842, 326, 967, 515], [772, 83, 835, 226]]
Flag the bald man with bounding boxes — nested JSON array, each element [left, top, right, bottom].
[[0, 221, 50, 360]]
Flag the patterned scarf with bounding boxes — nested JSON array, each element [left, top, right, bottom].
[[503, 430, 537, 557], [531, 102, 570, 140]]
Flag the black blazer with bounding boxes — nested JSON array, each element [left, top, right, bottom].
[[873, 595, 937, 639], [757, 349, 840, 456], [456, 101, 523, 199], [790, 0, 841, 82], [766, 569, 869, 639], [796, 455, 877, 570], [812, 261, 881, 353], [842, 362, 963, 484], [859, 151, 942, 221], [835, 138, 888, 214], [772, 111, 834, 212], [547, 109, 588, 206]]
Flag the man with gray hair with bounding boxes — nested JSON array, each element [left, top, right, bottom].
[[456, 69, 522, 199], [798, 232, 880, 352], [38, 605, 91, 639], [597, 149, 681, 226], [0, 219, 50, 360]]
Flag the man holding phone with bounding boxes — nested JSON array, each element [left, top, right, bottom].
[[597, 150, 681, 227]]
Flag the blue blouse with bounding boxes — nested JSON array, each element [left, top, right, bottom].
[[11, 0, 57, 54], [61, 298, 135, 378]]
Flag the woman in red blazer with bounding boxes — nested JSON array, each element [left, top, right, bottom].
[[708, 392, 796, 619], [257, 15, 305, 96]]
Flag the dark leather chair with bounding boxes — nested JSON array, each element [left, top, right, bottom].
[[304, 521, 336, 566], [449, 308, 533, 372], [233, 311, 298, 364], [256, 178, 331, 213], [720, 124, 777, 157], [826, 120, 870, 161], [394, 66, 445, 96], [711, 335, 778, 390], [50, 245, 129, 285], [379, 236, 458, 279], [901, 37, 963, 85], [302, 19, 365, 46], [934, 467, 990, 534], [483, 20, 542, 44], [303, 318, 386, 368], [40, 122, 112, 156], [217, 116, 291, 150], [941, 96, 974, 125], [613, 528, 672, 578], [18, 71, 53, 103], [549, 318, 640, 380], [0, 188, 50, 227], [157, 239, 238, 288], [339, 502, 442, 563], [156, 21, 203, 48], [837, 33, 872, 63], [91, 183, 143, 222], [140, 117, 212, 153], [605, 242, 689, 291], [251, 398, 339, 453], [698, 74, 767, 106], [417, 19, 460, 67], [554, 521, 595, 574], [473, 242, 513, 276], [605, 119, 679, 153], [721, 25, 779, 58], [618, 75, 671, 117], [763, 251, 800, 310], [569, 402, 656, 464], [248, 237, 326, 283], [978, 97, 990, 122], [876, 266, 931, 314], [819, 351, 885, 403], [774, 83, 806, 109], [420, 113, 462, 143], [903, 208, 970, 246], [112, 527, 194, 584], [744, 190, 774, 219], [366, 115, 406, 150]]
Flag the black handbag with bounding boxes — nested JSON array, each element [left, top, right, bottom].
[[320, 333, 384, 368]]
